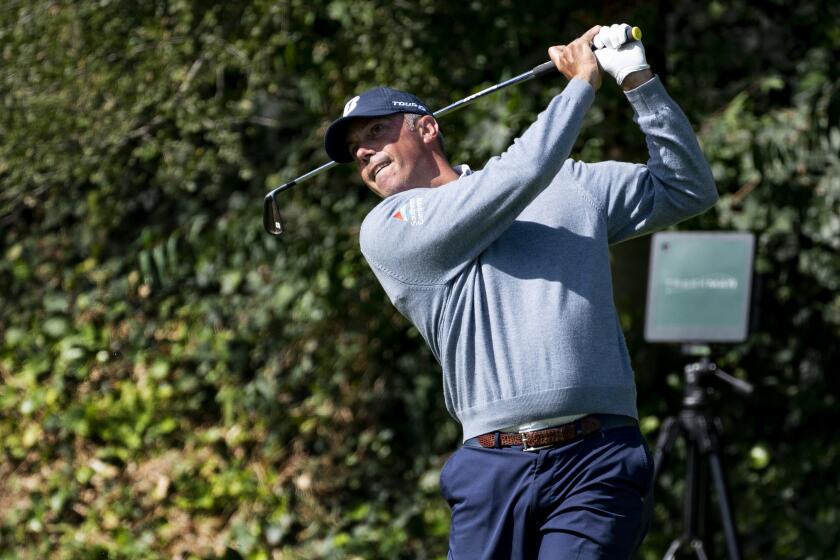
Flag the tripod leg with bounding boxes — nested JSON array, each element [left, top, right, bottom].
[[653, 416, 681, 481], [656, 417, 684, 560], [683, 429, 708, 548], [708, 450, 742, 560], [663, 538, 682, 560], [662, 537, 710, 560], [690, 538, 710, 560]]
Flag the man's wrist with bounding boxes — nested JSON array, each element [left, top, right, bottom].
[[621, 69, 654, 91], [574, 67, 602, 91]]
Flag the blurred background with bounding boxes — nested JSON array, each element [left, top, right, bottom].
[[1, 1, 838, 558]]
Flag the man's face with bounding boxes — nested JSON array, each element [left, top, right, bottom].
[[346, 114, 428, 198]]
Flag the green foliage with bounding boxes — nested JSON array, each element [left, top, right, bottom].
[[1, 1, 838, 558]]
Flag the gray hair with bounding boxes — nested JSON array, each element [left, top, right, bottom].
[[404, 113, 446, 154]]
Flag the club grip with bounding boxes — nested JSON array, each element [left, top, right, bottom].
[[532, 61, 558, 78], [593, 25, 643, 50]]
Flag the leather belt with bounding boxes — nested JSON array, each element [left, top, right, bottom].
[[472, 414, 636, 452]]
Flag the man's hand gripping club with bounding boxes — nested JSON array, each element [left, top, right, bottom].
[[593, 23, 652, 90], [548, 24, 653, 92], [548, 26, 604, 91]]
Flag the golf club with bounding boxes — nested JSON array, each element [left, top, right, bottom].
[[263, 26, 642, 236]]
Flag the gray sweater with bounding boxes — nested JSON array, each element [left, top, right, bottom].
[[359, 77, 718, 442]]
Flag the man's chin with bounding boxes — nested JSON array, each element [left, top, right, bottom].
[[367, 182, 394, 199], [374, 180, 410, 198]]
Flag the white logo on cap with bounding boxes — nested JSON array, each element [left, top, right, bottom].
[[392, 101, 427, 112], [343, 96, 361, 116]]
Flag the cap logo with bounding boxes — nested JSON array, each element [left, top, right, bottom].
[[392, 100, 427, 112], [343, 95, 361, 116]]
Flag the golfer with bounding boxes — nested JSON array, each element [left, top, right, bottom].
[[323, 24, 718, 559]]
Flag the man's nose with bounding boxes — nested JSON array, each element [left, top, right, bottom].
[[356, 145, 376, 164]]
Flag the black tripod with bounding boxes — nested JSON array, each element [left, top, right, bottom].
[[652, 352, 754, 560]]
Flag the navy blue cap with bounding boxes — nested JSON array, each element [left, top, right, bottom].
[[325, 87, 432, 163]]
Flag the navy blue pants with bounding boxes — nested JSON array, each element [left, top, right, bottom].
[[440, 425, 654, 559]]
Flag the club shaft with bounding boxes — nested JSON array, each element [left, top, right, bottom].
[[433, 65, 546, 118], [282, 160, 338, 192]]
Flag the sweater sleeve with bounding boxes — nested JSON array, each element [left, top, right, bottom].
[[571, 76, 719, 244], [360, 78, 595, 285]]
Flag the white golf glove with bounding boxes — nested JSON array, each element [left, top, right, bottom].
[[593, 23, 650, 86]]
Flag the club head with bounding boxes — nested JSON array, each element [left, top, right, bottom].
[[263, 193, 285, 236]]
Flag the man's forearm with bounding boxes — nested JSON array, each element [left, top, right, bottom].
[[621, 69, 654, 92], [609, 76, 718, 242]]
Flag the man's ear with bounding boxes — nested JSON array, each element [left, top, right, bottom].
[[416, 115, 441, 146]]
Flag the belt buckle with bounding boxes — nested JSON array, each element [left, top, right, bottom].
[[520, 430, 552, 452]]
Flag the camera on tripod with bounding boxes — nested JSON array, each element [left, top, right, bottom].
[[644, 232, 756, 560]]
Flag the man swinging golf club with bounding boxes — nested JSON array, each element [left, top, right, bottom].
[[323, 24, 718, 559]]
